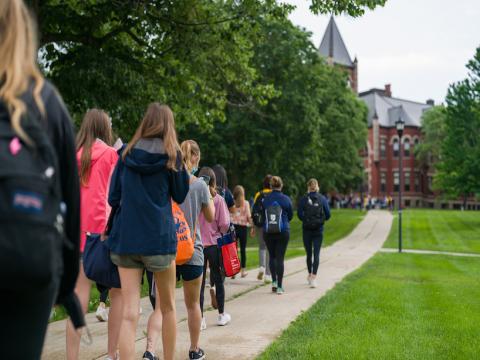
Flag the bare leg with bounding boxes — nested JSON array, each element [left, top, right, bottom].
[[107, 287, 123, 358], [146, 288, 162, 353], [154, 261, 177, 360], [66, 262, 91, 360], [183, 275, 203, 351], [118, 267, 143, 360]]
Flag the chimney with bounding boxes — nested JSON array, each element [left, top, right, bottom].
[[384, 84, 392, 97], [426, 99, 434, 106]]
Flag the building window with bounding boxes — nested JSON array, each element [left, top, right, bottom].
[[405, 171, 410, 192], [404, 138, 411, 157], [405, 200, 411, 207], [394, 172, 399, 192], [380, 172, 386, 192], [415, 172, 420, 192], [380, 138, 386, 158], [393, 139, 399, 157]]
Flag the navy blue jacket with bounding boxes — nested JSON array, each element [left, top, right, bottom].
[[262, 190, 294, 233], [107, 139, 189, 255], [297, 192, 331, 232]]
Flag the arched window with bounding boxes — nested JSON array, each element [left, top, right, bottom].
[[393, 138, 399, 157], [404, 138, 411, 157]]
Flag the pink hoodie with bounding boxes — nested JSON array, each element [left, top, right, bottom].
[[199, 193, 230, 247], [77, 140, 118, 251]]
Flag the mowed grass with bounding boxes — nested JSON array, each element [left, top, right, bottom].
[[258, 252, 480, 360], [384, 209, 480, 254]]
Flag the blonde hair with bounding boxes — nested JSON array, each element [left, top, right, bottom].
[[76, 109, 113, 186], [0, 0, 45, 145], [180, 139, 200, 172], [123, 103, 180, 170], [271, 176, 283, 190], [233, 185, 245, 207], [307, 178, 319, 192]]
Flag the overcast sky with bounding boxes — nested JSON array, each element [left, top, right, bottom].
[[286, 0, 480, 104]]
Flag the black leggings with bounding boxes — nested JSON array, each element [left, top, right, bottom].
[[265, 231, 289, 288], [234, 224, 248, 269], [97, 283, 109, 303], [303, 230, 323, 275], [200, 246, 225, 314], [0, 278, 58, 359]]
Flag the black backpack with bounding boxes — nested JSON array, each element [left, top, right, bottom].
[[252, 191, 266, 227], [0, 102, 63, 292], [303, 193, 325, 231], [265, 202, 283, 234]]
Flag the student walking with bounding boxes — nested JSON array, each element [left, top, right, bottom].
[[199, 167, 232, 329], [262, 176, 293, 295], [252, 175, 273, 282], [297, 179, 331, 288], [232, 185, 253, 277], [0, 1, 81, 358], [146, 140, 214, 360], [66, 109, 121, 360], [107, 103, 189, 360]]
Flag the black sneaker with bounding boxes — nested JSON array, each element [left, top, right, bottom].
[[143, 351, 159, 360], [189, 347, 206, 360]]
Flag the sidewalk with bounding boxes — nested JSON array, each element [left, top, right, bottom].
[[42, 210, 392, 360]]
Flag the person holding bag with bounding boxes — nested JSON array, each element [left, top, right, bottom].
[[0, 1, 83, 357], [66, 109, 121, 360], [198, 167, 232, 329], [107, 103, 189, 360]]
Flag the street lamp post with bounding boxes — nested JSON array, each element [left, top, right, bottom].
[[396, 117, 405, 253]]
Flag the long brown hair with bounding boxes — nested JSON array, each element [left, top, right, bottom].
[[76, 109, 113, 186], [122, 103, 180, 170], [0, 0, 45, 145]]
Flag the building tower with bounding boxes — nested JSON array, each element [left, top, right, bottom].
[[318, 16, 358, 93]]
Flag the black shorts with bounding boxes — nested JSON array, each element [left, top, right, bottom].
[[176, 264, 203, 282]]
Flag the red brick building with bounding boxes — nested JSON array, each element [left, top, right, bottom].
[[360, 86, 432, 207], [319, 18, 480, 209]]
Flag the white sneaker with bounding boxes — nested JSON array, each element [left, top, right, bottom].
[[200, 317, 207, 331], [217, 312, 231, 326], [310, 278, 317, 288], [96, 303, 109, 322], [264, 274, 272, 284], [307, 275, 312, 286]]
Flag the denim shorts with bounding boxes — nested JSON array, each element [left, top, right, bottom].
[[176, 264, 203, 282], [110, 253, 175, 273]]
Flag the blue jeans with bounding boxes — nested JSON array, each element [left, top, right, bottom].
[[303, 230, 323, 275]]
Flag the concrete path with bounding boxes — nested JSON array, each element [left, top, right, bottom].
[[42, 210, 392, 360], [381, 248, 480, 258]]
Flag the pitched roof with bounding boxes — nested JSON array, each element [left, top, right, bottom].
[[359, 89, 432, 128], [318, 16, 353, 67]]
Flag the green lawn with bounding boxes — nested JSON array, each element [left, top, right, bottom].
[[258, 252, 480, 360], [384, 209, 480, 254]]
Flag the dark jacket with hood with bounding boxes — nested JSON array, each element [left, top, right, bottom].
[[1, 80, 81, 319], [107, 138, 189, 255]]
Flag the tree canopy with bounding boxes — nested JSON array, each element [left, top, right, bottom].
[[29, 0, 380, 198], [417, 47, 480, 204]]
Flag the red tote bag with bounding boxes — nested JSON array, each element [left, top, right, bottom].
[[218, 227, 241, 277]]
